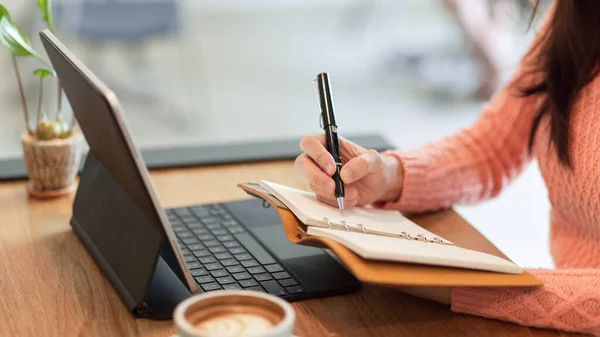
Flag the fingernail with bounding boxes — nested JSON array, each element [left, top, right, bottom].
[[325, 164, 334, 174]]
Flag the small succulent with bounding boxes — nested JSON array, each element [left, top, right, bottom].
[[0, 1, 76, 140]]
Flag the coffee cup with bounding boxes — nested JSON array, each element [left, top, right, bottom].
[[172, 290, 295, 337]]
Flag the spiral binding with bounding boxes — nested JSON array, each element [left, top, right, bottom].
[[321, 217, 453, 245]]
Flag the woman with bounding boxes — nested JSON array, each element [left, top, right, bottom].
[[295, 1, 600, 334]]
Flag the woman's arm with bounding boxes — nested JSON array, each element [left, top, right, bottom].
[[376, 9, 551, 213], [452, 269, 600, 334]]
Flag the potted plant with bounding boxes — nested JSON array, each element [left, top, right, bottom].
[[1, 1, 82, 198]]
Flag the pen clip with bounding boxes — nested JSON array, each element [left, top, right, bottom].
[[313, 78, 324, 129]]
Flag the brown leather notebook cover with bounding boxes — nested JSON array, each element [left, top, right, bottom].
[[238, 183, 542, 287]]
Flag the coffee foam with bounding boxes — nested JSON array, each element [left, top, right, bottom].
[[193, 312, 275, 337], [184, 295, 285, 337]]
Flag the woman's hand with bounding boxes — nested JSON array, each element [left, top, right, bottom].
[[295, 134, 404, 209]]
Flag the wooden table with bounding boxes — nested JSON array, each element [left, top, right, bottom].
[[0, 160, 585, 337]]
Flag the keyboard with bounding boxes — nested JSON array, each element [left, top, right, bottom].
[[165, 204, 305, 297]]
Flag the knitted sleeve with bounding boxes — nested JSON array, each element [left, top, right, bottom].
[[376, 10, 551, 213], [452, 269, 600, 335]]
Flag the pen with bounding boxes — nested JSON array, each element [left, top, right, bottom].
[[314, 72, 345, 214]]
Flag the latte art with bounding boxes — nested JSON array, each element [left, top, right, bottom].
[[174, 291, 295, 337], [194, 313, 275, 337]]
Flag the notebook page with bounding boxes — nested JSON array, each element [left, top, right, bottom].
[[307, 226, 522, 274], [260, 180, 450, 242]]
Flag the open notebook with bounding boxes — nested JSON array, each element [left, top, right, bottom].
[[260, 180, 523, 275]]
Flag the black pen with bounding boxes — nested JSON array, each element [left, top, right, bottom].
[[314, 73, 345, 214]]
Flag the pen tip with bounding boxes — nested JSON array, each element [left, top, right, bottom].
[[337, 197, 345, 216]]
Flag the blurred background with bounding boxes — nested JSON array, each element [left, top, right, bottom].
[[0, 0, 552, 268]]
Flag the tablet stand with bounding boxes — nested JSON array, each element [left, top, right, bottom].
[[69, 152, 191, 319]]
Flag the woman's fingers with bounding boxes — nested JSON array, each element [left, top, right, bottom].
[[315, 189, 359, 209], [295, 154, 335, 194], [299, 135, 336, 175], [340, 150, 383, 184]]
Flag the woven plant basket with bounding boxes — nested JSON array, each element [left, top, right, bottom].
[[21, 131, 83, 198]]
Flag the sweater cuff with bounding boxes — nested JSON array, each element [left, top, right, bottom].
[[451, 287, 508, 316], [376, 150, 437, 212]]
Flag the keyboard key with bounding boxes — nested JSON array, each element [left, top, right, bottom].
[[187, 262, 202, 270], [175, 208, 192, 216], [208, 225, 224, 232], [264, 264, 284, 273], [192, 249, 211, 258], [199, 257, 217, 264], [198, 234, 214, 241], [205, 263, 222, 271], [222, 283, 243, 290], [278, 279, 298, 287], [254, 273, 272, 282], [228, 247, 246, 255], [210, 269, 229, 278], [212, 229, 228, 236], [204, 240, 220, 247], [224, 241, 240, 248], [179, 214, 195, 221], [188, 244, 204, 251], [240, 279, 258, 288], [182, 238, 200, 245], [241, 260, 259, 268], [247, 267, 266, 275], [227, 265, 245, 274], [201, 283, 221, 291], [233, 272, 252, 281], [234, 253, 253, 261], [228, 226, 245, 234], [234, 233, 276, 265], [191, 206, 210, 217], [187, 222, 204, 229], [215, 253, 233, 260], [177, 232, 194, 238], [222, 220, 239, 227], [272, 272, 291, 280], [216, 276, 236, 285], [191, 269, 208, 277], [217, 235, 234, 242], [245, 286, 264, 293], [260, 280, 288, 296], [202, 217, 219, 225], [209, 246, 227, 254], [195, 276, 214, 284], [184, 255, 197, 263], [180, 248, 191, 256], [172, 225, 186, 232], [285, 286, 305, 294], [192, 228, 209, 235], [221, 259, 239, 267]]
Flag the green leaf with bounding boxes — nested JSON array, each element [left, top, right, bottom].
[[0, 4, 10, 20], [33, 68, 55, 79], [0, 16, 38, 57], [37, 0, 53, 32]]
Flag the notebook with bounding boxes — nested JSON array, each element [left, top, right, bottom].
[[259, 180, 523, 275]]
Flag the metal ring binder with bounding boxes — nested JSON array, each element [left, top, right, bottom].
[[341, 221, 350, 232], [323, 217, 333, 230], [358, 224, 367, 234], [319, 218, 454, 245]]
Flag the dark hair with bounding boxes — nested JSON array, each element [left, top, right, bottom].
[[523, 0, 600, 166]]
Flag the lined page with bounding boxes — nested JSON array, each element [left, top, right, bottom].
[[260, 180, 450, 242]]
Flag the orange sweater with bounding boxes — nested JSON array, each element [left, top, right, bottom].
[[380, 8, 600, 335]]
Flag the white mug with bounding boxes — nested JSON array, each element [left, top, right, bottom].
[[172, 290, 296, 337]]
